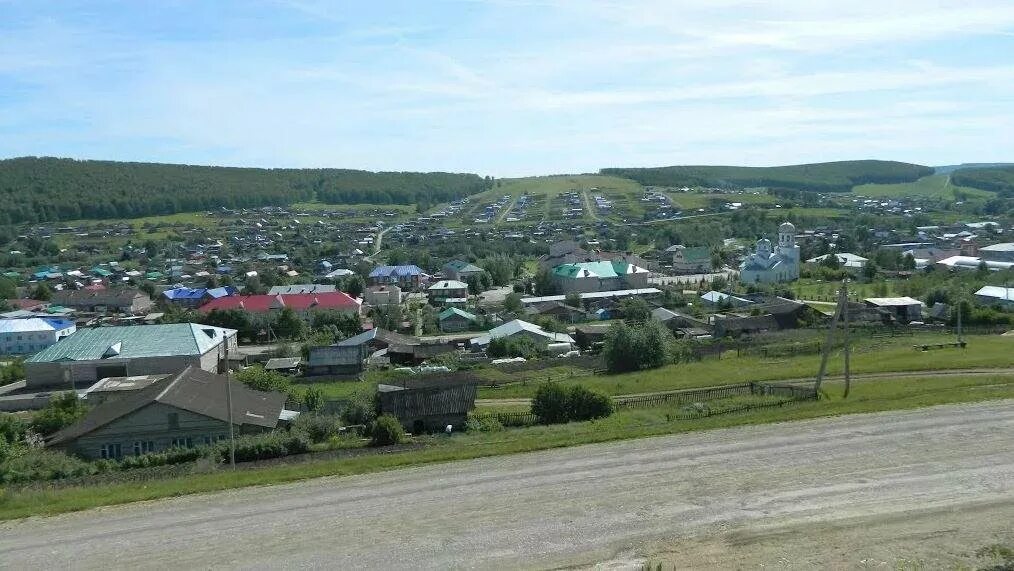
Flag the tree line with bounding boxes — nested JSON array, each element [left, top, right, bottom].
[[0, 157, 493, 224]]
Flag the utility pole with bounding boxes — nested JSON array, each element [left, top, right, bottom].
[[956, 295, 964, 346], [222, 335, 236, 470], [842, 279, 852, 399], [814, 278, 848, 395]]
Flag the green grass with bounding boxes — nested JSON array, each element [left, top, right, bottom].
[[669, 191, 777, 211], [290, 202, 416, 213], [853, 174, 994, 200], [790, 278, 898, 300], [2, 373, 1011, 521], [477, 334, 1013, 399], [493, 174, 643, 198]]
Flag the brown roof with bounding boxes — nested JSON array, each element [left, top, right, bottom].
[[47, 367, 286, 446], [51, 288, 149, 307]]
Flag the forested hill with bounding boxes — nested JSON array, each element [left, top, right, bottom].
[[600, 160, 933, 192], [951, 166, 1014, 197], [0, 157, 493, 224]]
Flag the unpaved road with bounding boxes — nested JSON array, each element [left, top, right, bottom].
[[2, 401, 1013, 569]]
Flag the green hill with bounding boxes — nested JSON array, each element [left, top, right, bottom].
[[853, 174, 994, 200], [950, 166, 1014, 197], [600, 160, 933, 192], [0, 157, 492, 224]]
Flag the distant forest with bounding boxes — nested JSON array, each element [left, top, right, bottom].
[[951, 167, 1014, 197], [0, 157, 493, 224], [600, 160, 934, 192]]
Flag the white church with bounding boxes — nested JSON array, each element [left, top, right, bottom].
[[739, 222, 800, 284]]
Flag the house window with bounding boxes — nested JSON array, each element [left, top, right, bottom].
[[133, 441, 155, 455], [170, 437, 193, 449], [168, 412, 179, 430], [100, 443, 122, 459]]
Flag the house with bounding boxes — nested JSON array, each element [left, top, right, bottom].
[[700, 291, 753, 309], [199, 291, 362, 317], [4, 299, 49, 312], [438, 308, 478, 332], [551, 261, 649, 294], [25, 323, 237, 389], [364, 285, 401, 306], [469, 319, 574, 350], [974, 286, 1014, 310], [978, 243, 1014, 263], [264, 357, 302, 372], [806, 253, 868, 271], [47, 367, 287, 460], [161, 286, 237, 309], [443, 260, 484, 281], [864, 297, 924, 322], [666, 245, 714, 274], [573, 323, 610, 350], [305, 345, 368, 376], [524, 301, 588, 323], [427, 280, 469, 303], [368, 265, 425, 288], [739, 222, 800, 284], [934, 256, 1014, 272], [50, 288, 154, 314], [0, 317, 76, 356], [267, 284, 337, 295], [651, 307, 711, 332], [377, 382, 477, 433], [387, 343, 457, 366]]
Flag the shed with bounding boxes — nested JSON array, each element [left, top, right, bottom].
[[864, 297, 924, 322], [377, 382, 477, 433]]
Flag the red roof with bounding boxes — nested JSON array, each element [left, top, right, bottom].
[[6, 298, 48, 310], [198, 292, 361, 313]]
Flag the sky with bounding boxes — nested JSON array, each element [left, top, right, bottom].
[[1, 0, 1013, 177]]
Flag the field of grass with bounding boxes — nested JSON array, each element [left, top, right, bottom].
[[790, 278, 898, 300], [669, 191, 777, 211], [494, 174, 642, 198], [476, 334, 1012, 399], [853, 174, 994, 200], [3, 372, 1011, 521], [290, 202, 416, 213]]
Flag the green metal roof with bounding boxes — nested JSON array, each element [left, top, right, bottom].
[[446, 260, 483, 273], [681, 246, 712, 262], [27, 323, 235, 363], [438, 307, 477, 322], [553, 261, 625, 279]]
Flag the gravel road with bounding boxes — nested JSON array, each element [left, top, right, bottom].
[[2, 400, 1012, 569]]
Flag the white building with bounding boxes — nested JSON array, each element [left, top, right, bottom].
[[469, 319, 574, 350], [740, 222, 800, 284], [0, 317, 76, 356], [806, 252, 868, 270], [974, 286, 1014, 310]]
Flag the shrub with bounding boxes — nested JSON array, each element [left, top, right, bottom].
[[303, 387, 325, 412], [224, 432, 310, 463], [487, 335, 544, 359], [531, 383, 570, 424], [292, 413, 342, 443], [0, 413, 27, 444], [0, 448, 96, 484], [342, 390, 378, 426], [532, 383, 613, 424], [603, 320, 675, 373], [465, 415, 504, 433], [30, 393, 88, 436], [234, 365, 291, 393], [117, 446, 211, 470], [370, 415, 404, 446], [566, 385, 613, 421]]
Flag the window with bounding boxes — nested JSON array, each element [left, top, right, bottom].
[[167, 412, 179, 430], [99, 443, 122, 459], [170, 437, 193, 449], [133, 441, 155, 455]]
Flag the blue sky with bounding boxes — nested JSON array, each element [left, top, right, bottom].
[[1, 1, 1013, 176]]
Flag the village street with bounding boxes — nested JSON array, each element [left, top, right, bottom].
[[2, 400, 1012, 569]]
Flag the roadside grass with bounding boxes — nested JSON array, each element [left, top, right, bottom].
[[2, 374, 1011, 521], [853, 174, 994, 200], [477, 334, 1012, 399]]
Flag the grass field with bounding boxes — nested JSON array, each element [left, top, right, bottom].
[[853, 174, 994, 200], [790, 278, 897, 300], [669, 191, 777, 211], [2, 372, 1011, 521], [476, 334, 1012, 399]]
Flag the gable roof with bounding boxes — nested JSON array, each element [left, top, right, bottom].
[[0, 317, 74, 334], [369, 265, 424, 278], [427, 280, 468, 291], [445, 260, 483, 273], [47, 367, 285, 446], [51, 288, 149, 307], [470, 319, 574, 347], [336, 328, 419, 348], [267, 284, 337, 295], [552, 260, 648, 279], [27, 323, 235, 363], [438, 307, 478, 322], [199, 291, 361, 313], [975, 285, 1014, 300]]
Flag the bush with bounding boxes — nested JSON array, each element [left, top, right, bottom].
[[0, 448, 96, 484], [603, 320, 675, 373], [342, 390, 378, 427], [532, 382, 613, 424], [292, 413, 342, 443], [370, 415, 404, 446], [117, 446, 211, 470], [0, 413, 27, 444], [30, 393, 88, 436], [531, 383, 570, 424], [225, 432, 310, 463], [566, 385, 613, 421], [465, 415, 504, 433], [303, 387, 325, 412], [487, 335, 544, 359], [234, 365, 291, 393]]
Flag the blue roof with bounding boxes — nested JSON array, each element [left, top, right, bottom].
[[206, 286, 237, 299], [336, 329, 377, 346], [163, 287, 207, 301], [369, 265, 424, 278]]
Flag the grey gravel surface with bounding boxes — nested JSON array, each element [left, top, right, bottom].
[[2, 400, 1012, 570]]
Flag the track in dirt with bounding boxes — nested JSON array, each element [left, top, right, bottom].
[[2, 401, 1012, 569]]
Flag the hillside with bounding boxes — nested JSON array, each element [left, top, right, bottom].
[[0, 157, 492, 224], [853, 174, 994, 200], [600, 160, 933, 192], [934, 163, 1014, 175], [950, 166, 1014, 197]]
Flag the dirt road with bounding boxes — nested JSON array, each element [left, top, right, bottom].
[[2, 401, 1012, 569]]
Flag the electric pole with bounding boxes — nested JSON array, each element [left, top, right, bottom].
[[842, 279, 852, 399], [814, 278, 849, 396], [222, 334, 236, 470]]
